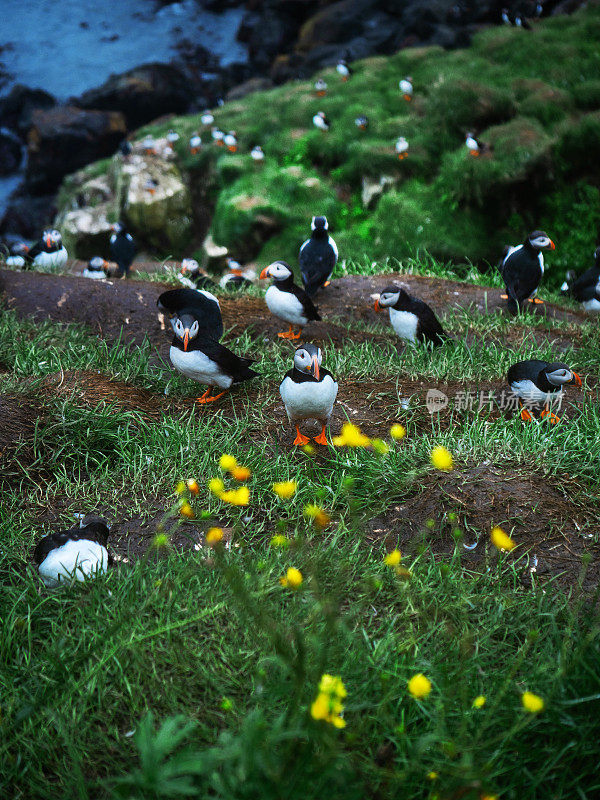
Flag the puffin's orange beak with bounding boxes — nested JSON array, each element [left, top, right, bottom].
[[181, 266, 187, 273], [374, 298, 380, 312], [312, 356, 320, 381], [45, 235, 53, 248], [259, 267, 270, 280], [549, 240, 556, 250], [571, 372, 582, 386], [183, 330, 189, 352], [231, 268, 242, 276]]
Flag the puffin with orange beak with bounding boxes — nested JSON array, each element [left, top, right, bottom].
[[259, 261, 321, 339], [280, 343, 338, 446], [83, 256, 110, 279], [9, 228, 68, 270], [508, 359, 582, 424], [176, 258, 215, 290], [498, 230, 555, 313]]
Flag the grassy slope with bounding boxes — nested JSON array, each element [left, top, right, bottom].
[[59, 3, 600, 280], [1, 259, 600, 798]]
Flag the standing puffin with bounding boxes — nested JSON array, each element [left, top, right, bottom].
[[211, 127, 225, 146], [166, 130, 180, 152], [177, 259, 215, 291], [498, 230, 555, 312], [110, 222, 137, 278], [224, 131, 238, 152], [507, 360, 581, 423], [157, 287, 223, 342], [144, 178, 159, 195], [259, 261, 321, 340], [142, 135, 156, 155], [395, 136, 409, 159], [355, 115, 369, 130], [250, 145, 265, 161], [189, 132, 202, 154], [313, 111, 330, 132], [314, 78, 328, 97], [399, 77, 413, 101], [374, 286, 446, 347], [299, 216, 338, 296], [280, 343, 338, 446], [34, 516, 112, 588], [83, 256, 109, 279], [561, 247, 600, 312], [201, 111, 214, 126], [336, 60, 352, 81]]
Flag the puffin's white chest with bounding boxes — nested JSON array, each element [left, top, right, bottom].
[[389, 308, 419, 342], [265, 285, 308, 325], [83, 269, 106, 280], [510, 379, 560, 406], [38, 539, 108, 587], [34, 247, 68, 269], [169, 346, 233, 388], [582, 297, 600, 313], [280, 375, 338, 422], [6, 255, 25, 268]]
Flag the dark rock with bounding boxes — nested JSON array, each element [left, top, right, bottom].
[[0, 130, 23, 176], [25, 106, 126, 194], [0, 85, 56, 137], [226, 77, 274, 101], [0, 191, 56, 239], [73, 63, 193, 129]]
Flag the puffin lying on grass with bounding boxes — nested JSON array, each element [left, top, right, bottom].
[[507, 359, 582, 423], [260, 261, 321, 340], [561, 246, 600, 312], [498, 230, 555, 313], [34, 516, 112, 588], [83, 256, 110, 279], [6, 229, 68, 270], [374, 286, 446, 347], [176, 259, 215, 290], [280, 343, 338, 446]]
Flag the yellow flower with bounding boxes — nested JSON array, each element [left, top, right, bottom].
[[332, 422, 371, 447], [311, 674, 347, 728], [481, 796, 498, 800], [272, 480, 297, 500], [270, 534, 290, 548], [179, 501, 195, 519], [220, 487, 250, 506], [303, 504, 331, 529], [430, 446, 453, 471], [302, 443, 316, 455], [491, 526, 516, 551], [175, 480, 186, 495], [152, 533, 170, 549], [231, 465, 251, 482], [186, 478, 199, 495], [371, 438, 390, 455], [390, 424, 406, 440], [521, 691, 544, 713], [279, 567, 303, 589], [472, 695, 486, 709], [208, 477, 225, 496], [427, 772, 438, 781], [384, 549, 402, 567], [408, 673, 432, 699], [219, 454, 237, 471], [206, 527, 224, 545]]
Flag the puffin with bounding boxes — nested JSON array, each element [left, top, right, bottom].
[[374, 286, 446, 347], [110, 222, 137, 278], [561, 247, 600, 312], [395, 136, 409, 159], [507, 360, 581, 423], [501, 7, 511, 24], [259, 260, 321, 339], [399, 77, 413, 101], [177, 258, 215, 291], [465, 132, 490, 157], [498, 230, 555, 312], [299, 216, 338, 296], [250, 145, 265, 161], [224, 131, 238, 153], [219, 258, 256, 290], [166, 129, 180, 148], [166, 305, 258, 404], [142, 135, 156, 155], [211, 127, 225, 146], [355, 115, 369, 131], [200, 111, 215, 126], [8, 229, 68, 270], [189, 132, 202, 154], [280, 343, 338, 446], [34, 516, 112, 588], [83, 256, 110, 279], [157, 287, 223, 342], [336, 60, 352, 81], [119, 139, 133, 158], [144, 178, 159, 195], [313, 111, 330, 132], [314, 78, 328, 97], [5, 241, 30, 267]]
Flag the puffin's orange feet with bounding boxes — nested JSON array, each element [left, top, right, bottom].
[[196, 389, 227, 404], [528, 297, 545, 304], [500, 294, 508, 300], [520, 407, 534, 422], [293, 427, 311, 446], [314, 426, 329, 446], [541, 409, 560, 424], [323, 281, 331, 288], [278, 325, 302, 340]]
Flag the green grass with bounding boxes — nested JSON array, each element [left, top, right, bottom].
[[1, 252, 600, 798]]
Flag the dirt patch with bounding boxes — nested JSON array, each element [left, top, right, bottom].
[[367, 464, 599, 590], [0, 394, 45, 483]]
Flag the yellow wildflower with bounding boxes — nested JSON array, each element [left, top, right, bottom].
[[302, 443, 316, 455], [219, 487, 250, 506], [430, 446, 453, 471], [491, 526, 516, 551], [332, 422, 371, 447], [304, 504, 331, 529], [208, 477, 225, 496], [319, 673, 347, 699], [311, 673, 347, 728], [272, 480, 297, 499], [231, 465, 251, 482], [186, 479, 199, 495], [179, 502, 195, 519], [521, 691, 544, 713], [270, 534, 290, 548], [175, 480, 186, 495], [206, 527, 224, 545], [279, 567, 303, 589], [152, 533, 170, 549], [384, 549, 402, 567], [371, 438, 390, 455], [408, 673, 432, 699], [472, 695, 486, 709], [219, 454, 237, 471], [427, 772, 438, 781], [390, 424, 406, 440]]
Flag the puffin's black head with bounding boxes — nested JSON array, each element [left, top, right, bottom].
[[259, 261, 292, 281], [172, 313, 200, 352], [540, 362, 582, 387], [80, 516, 111, 547], [527, 231, 555, 251], [311, 216, 328, 234], [374, 286, 410, 311], [294, 343, 322, 380]]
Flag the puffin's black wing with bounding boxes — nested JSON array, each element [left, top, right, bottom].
[[507, 360, 549, 385], [157, 288, 224, 340], [500, 250, 541, 306], [569, 267, 600, 302], [410, 297, 447, 346], [32, 522, 110, 564], [110, 233, 137, 271], [300, 241, 336, 296], [289, 281, 321, 321], [197, 339, 259, 384]]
